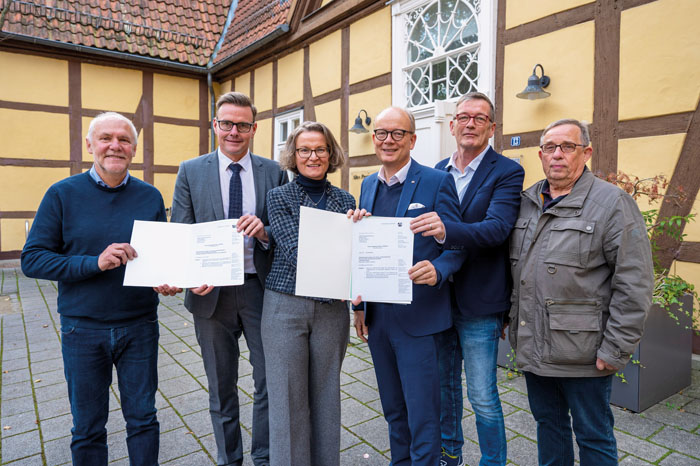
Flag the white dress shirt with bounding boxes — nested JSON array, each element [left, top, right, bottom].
[[378, 158, 412, 186], [446, 145, 489, 202], [218, 149, 257, 274]]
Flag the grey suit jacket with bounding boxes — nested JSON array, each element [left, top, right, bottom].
[[171, 150, 288, 317]]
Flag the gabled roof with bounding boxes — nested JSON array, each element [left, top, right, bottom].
[[213, 0, 292, 64], [0, 0, 233, 67]]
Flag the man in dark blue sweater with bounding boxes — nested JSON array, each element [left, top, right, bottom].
[[22, 112, 168, 466]]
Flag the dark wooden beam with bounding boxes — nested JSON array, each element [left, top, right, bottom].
[[303, 45, 316, 122], [678, 241, 700, 264], [142, 72, 155, 184], [340, 26, 350, 191], [618, 112, 693, 139], [198, 78, 210, 155], [68, 60, 82, 175], [494, 0, 507, 153], [504, 3, 595, 45]]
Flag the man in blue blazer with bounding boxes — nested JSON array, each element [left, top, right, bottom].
[[171, 92, 287, 466], [352, 107, 465, 466], [412, 93, 524, 466]]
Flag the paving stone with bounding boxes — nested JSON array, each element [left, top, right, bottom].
[[157, 407, 186, 433], [505, 435, 539, 466], [1, 380, 33, 401], [659, 453, 700, 465], [37, 396, 71, 420], [31, 357, 64, 375], [613, 408, 664, 438], [340, 397, 381, 427], [350, 368, 378, 388], [159, 375, 205, 398], [33, 368, 66, 387], [39, 412, 73, 442], [500, 389, 531, 411], [643, 403, 700, 431], [104, 408, 126, 435], [619, 455, 653, 464], [34, 381, 68, 403], [348, 417, 390, 453], [342, 354, 373, 373], [683, 399, 700, 416], [158, 362, 189, 381], [662, 393, 695, 409], [1, 410, 39, 436], [169, 389, 210, 417], [3, 395, 35, 417], [650, 425, 700, 458], [504, 409, 537, 441], [340, 371, 355, 386], [340, 425, 363, 450], [1, 428, 42, 462], [339, 442, 390, 465], [2, 356, 29, 371], [162, 450, 214, 465], [615, 429, 669, 462], [498, 373, 528, 394], [198, 432, 218, 460], [182, 409, 214, 438], [2, 453, 44, 465], [159, 427, 205, 463], [172, 350, 204, 366], [2, 367, 30, 385], [107, 429, 129, 462], [183, 361, 207, 378], [341, 381, 379, 404]]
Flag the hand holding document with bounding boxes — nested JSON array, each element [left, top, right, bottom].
[[124, 219, 244, 288], [295, 206, 413, 303]]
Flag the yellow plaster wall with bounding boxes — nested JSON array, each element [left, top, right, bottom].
[[0, 52, 68, 106], [82, 64, 142, 113], [619, 0, 700, 120], [505, 0, 593, 29], [502, 22, 594, 135], [1, 219, 32, 252], [617, 133, 685, 213], [502, 147, 542, 190], [254, 118, 273, 159], [670, 261, 700, 326], [129, 170, 144, 180], [0, 166, 71, 211], [277, 50, 304, 108], [254, 63, 274, 112], [154, 124, 201, 165], [349, 86, 392, 157], [153, 74, 199, 119], [349, 8, 392, 85], [235, 73, 251, 98], [310, 30, 342, 96], [81, 116, 144, 162], [683, 198, 700, 242], [349, 166, 380, 201], [314, 100, 341, 143], [219, 80, 232, 95], [154, 173, 178, 210], [327, 170, 342, 189], [0, 109, 69, 160], [321, 0, 333, 6]]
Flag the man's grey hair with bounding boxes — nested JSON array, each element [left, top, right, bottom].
[[540, 119, 591, 146], [278, 121, 346, 175], [87, 112, 138, 145], [455, 92, 495, 122], [375, 107, 416, 133]]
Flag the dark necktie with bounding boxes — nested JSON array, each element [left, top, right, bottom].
[[229, 163, 242, 219]]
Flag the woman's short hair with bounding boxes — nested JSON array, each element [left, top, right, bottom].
[[278, 121, 346, 175]]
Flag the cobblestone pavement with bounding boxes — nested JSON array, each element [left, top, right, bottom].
[[1, 268, 699, 465]]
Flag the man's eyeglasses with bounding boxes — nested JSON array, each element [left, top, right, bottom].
[[296, 147, 329, 159], [540, 143, 586, 154], [216, 120, 254, 133], [373, 129, 412, 142], [453, 113, 491, 126]]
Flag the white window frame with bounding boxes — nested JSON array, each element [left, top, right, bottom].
[[391, 0, 497, 109], [273, 108, 304, 162]]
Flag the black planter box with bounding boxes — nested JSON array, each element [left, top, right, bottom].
[[497, 295, 693, 413]]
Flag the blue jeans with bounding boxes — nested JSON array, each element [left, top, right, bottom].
[[524, 372, 617, 466], [437, 313, 506, 466], [61, 319, 160, 466]]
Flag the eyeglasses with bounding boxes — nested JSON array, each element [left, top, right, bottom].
[[540, 142, 586, 154], [216, 120, 254, 133], [453, 113, 491, 126], [296, 147, 329, 159], [373, 129, 412, 141]]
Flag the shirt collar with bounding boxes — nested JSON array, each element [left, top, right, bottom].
[[89, 165, 129, 188], [446, 145, 490, 174], [378, 158, 412, 186], [218, 148, 251, 172]]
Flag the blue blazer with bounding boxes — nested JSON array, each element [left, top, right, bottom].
[[358, 159, 465, 336], [437, 147, 524, 317]]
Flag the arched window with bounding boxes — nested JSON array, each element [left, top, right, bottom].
[[396, 0, 489, 108]]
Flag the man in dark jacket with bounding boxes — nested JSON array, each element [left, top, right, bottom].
[[22, 112, 168, 465], [508, 119, 653, 465]]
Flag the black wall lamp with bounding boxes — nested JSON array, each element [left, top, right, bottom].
[[349, 109, 372, 133], [516, 64, 551, 100]]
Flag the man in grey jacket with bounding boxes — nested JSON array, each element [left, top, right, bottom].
[[509, 119, 653, 465]]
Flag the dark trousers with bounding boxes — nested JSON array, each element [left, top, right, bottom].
[[368, 307, 441, 466], [524, 372, 617, 466], [61, 319, 160, 466], [194, 278, 269, 466]]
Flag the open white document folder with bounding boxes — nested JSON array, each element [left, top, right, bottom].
[[295, 206, 413, 303], [124, 219, 244, 288]]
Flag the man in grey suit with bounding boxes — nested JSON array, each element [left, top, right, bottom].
[[171, 92, 288, 466]]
